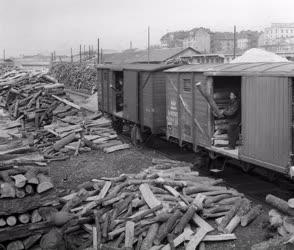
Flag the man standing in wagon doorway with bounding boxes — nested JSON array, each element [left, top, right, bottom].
[[220, 92, 241, 149]]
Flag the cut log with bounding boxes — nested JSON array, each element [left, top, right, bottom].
[[102, 212, 110, 239], [40, 228, 65, 250], [1, 182, 16, 198], [15, 188, 26, 198], [103, 144, 130, 153], [154, 209, 182, 245], [31, 209, 42, 223], [167, 234, 175, 250], [53, 132, 76, 151], [18, 213, 30, 224], [218, 198, 242, 232], [25, 184, 34, 195], [25, 170, 39, 185], [6, 216, 17, 227], [11, 174, 27, 188], [36, 174, 53, 194], [52, 95, 81, 110], [131, 204, 163, 222], [49, 211, 74, 227], [266, 194, 294, 216], [139, 184, 162, 209], [241, 204, 262, 227], [195, 81, 222, 117], [0, 218, 6, 227], [174, 205, 196, 234], [125, 221, 135, 250], [225, 215, 240, 233], [140, 223, 159, 250], [184, 184, 226, 195], [94, 210, 102, 250], [62, 188, 89, 212], [6, 240, 24, 250]]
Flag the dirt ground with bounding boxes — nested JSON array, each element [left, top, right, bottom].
[[47, 140, 274, 250]]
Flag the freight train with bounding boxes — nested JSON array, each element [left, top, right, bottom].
[[97, 62, 294, 180]]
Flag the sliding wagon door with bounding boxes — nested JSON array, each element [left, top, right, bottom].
[[240, 76, 291, 173]]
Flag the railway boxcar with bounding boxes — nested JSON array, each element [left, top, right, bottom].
[[165, 62, 294, 177], [97, 63, 176, 134]]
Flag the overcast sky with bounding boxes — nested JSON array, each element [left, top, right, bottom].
[[1, 0, 294, 57]]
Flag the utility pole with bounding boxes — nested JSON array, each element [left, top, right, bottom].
[[3, 49, 5, 61], [147, 26, 150, 64], [100, 48, 103, 64], [83, 45, 86, 60], [79, 45, 82, 63], [71, 48, 73, 63], [97, 38, 100, 64], [233, 25, 236, 59]]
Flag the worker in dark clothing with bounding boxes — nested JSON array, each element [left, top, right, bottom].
[[220, 92, 241, 149]]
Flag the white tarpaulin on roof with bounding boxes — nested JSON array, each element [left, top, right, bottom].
[[230, 48, 289, 63]]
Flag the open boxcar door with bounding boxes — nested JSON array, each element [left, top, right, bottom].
[[123, 70, 139, 123]]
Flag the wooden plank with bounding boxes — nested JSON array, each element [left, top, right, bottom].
[[52, 94, 81, 110], [186, 227, 208, 250], [161, 227, 194, 250], [203, 234, 237, 242], [125, 221, 135, 250], [192, 214, 214, 232], [139, 183, 161, 209], [104, 144, 130, 153], [86, 181, 111, 201]]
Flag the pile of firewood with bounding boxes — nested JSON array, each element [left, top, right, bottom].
[[0, 158, 263, 249], [0, 68, 82, 131], [33, 114, 130, 161], [251, 194, 294, 249], [49, 62, 97, 94]]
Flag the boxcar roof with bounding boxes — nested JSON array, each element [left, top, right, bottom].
[[164, 64, 220, 72], [97, 63, 178, 72], [204, 62, 294, 77]]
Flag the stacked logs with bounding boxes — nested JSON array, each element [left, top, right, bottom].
[[0, 158, 262, 250], [0, 166, 53, 199], [0, 68, 80, 131], [49, 62, 97, 94]]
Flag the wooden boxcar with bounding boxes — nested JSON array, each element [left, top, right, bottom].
[[165, 62, 294, 177], [97, 63, 176, 134]]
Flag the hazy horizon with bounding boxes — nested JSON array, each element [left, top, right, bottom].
[[1, 0, 294, 57]]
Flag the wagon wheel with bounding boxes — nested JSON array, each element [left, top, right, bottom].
[[241, 163, 254, 173]]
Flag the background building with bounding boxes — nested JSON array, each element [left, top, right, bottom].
[[182, 27, 211, 53], [258, 23, 294, 53]]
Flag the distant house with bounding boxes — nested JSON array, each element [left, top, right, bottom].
[[258, 23, 294, 53], [211, 32, 235, 54], [182, 27, 211, 53], [102, 47, 200, 64]]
